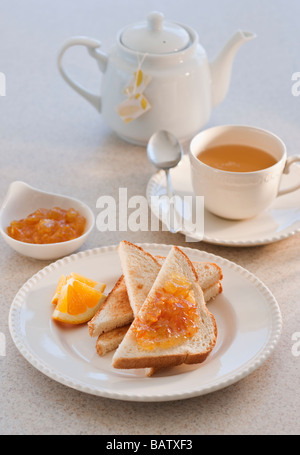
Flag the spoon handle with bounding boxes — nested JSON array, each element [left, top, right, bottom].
[[164, 169, 181, 234], [165, 169, 174, 198]]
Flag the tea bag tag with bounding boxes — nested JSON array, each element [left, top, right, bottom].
[[116, 55, 151, 123]]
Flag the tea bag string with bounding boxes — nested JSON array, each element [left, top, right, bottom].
[[132, 52, 149, 96]]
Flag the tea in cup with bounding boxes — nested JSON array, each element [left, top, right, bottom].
[[189, 125, 300, 220]]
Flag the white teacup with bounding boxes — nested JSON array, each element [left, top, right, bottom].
[[189, 125, 300, 220]]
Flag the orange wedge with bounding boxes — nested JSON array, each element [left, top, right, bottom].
[[67, 272, 101, 289], [51, 273, 105, 305], [51, 275, 68, 305], [51, 274, 106, 324]]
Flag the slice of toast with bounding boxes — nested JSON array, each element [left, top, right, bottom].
[[88, 244, 222, 339], [112, 246, 217, 370], [118, 240, 161, 317], [88, 275, 133, 337], [95, 280, 221, 357], [96, 324, 131, 357]]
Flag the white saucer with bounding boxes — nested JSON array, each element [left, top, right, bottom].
[[146, 155, 300, 246]]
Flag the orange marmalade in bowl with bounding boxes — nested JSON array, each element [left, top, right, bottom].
[[132, 273, 200, 350], [6, 207, 86, 244]]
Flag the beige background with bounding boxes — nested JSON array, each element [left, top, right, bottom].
[[1, 0, 300, 435]]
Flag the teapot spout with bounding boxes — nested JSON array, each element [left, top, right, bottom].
[[210, 30, 256, 108]]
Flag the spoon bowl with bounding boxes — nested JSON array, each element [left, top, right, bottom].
[[0, 181, 95, 260], [147, 130, 183, 198], [147, 130, 183, 171]]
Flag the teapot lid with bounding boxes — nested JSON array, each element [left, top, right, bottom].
[[120, 12, 191, 54]]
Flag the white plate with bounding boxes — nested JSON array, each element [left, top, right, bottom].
[[146, 155, 300, 246], [9, 244, 282, 402]]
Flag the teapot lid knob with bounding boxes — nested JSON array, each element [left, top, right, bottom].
[[147, 11, 164, 32]]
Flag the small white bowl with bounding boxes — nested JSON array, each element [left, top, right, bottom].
[[0, 181, 95, 260]]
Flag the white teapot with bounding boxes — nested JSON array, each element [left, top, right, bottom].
[[58, 12, 255, 145]]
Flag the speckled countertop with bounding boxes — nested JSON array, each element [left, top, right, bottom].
[[1, 0, 300, 435]]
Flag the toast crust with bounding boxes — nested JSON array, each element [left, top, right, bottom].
[[209, 263, 223, 281], [113, 348, 213, 370]]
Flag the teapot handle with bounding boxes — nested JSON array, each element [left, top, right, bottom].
[[57, 36, 108, 112]]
